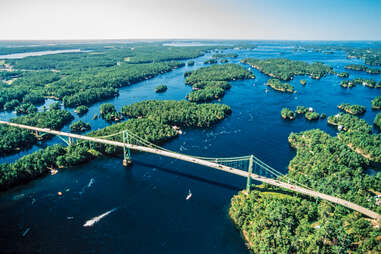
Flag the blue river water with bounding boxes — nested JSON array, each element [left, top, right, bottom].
[[0, 43, 380, 253]]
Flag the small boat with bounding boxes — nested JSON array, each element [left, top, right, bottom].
[[265, 88, 269, 93], [186, 189, 192, 200]]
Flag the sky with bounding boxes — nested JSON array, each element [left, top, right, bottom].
[[0, 0, 380, 40]]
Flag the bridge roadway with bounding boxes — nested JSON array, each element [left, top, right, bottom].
[[1, 120, 380, 220]]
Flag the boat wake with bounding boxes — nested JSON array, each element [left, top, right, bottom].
[[83, 208, 117, 227]]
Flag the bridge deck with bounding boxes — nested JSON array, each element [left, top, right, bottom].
[[0, 120, 380, 220]]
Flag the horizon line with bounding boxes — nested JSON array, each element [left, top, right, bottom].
[[0, 38, 381, 42]]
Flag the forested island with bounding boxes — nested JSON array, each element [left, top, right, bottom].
[[203, 59, 217, 65], [372, 96, 381, 109], [74, 105, 89, 115], [345, 64, 381, 74], [336, 72, 349, 78], [280, 108, 295, 120], [99, 103, 123, 122], [155, 84, 167, 93], [340, 78, 381, 88], [241, 58, 333, 81], [266, 79, 295, 93], [184, 64, 253, 102], [338, 103, 366, 115]]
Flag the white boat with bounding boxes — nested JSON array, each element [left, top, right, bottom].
[[186, 189, 192, 200]]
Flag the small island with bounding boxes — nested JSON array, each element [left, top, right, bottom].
[[337, 103, 366, 115], [70, 120, 91, 133], [203, 59, 217, 65], [99, 103, 123, 122], [220, 59, 228, 63], [305, 111, 319, 120], [74, 105, 89, 115], [336, 72, 349, 78], [267, 79, 295, 93], [281, 108, 296, 120], [300, 79, 306, 85], [155, 84, 167, 93], [371, 96, 381, 110], [187, 60, 195, 66], [295, 105, 308, 114]]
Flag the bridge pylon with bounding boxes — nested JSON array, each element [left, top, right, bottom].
[[122, 130, 132, 167], [246, 155, 254, 193]]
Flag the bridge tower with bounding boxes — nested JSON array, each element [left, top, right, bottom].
[[122, 130, 132, 167], [246, 155, 254, 193]]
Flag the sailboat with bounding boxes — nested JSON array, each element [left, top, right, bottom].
[[186, 189, 192, 200]]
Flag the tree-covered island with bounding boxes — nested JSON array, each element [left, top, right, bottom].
[[338, 103, 366, 115], [183, 64, 253, 102], [241, 58, 333, 81], [266, 79, 295, 93]]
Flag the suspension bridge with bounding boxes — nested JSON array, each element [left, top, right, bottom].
[[0, 120, 380, 220]]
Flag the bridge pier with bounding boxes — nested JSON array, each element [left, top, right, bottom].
[[123, 131, 132, 167], [123, 158, 132, 167], [246, 155, 254, 193]]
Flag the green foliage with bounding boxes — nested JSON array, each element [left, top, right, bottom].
[[15, 103, 37, 115], [373, 113, 381, 129], [121, 100, 231, 128], [187, 60, 195, 66], [304, 111, 319, 120], [99, 103, 122, 122], [230, 189, 380, 254], [371, 96, 381, 110], [327, 113, 372, 133], [340, 78, 380, 88], [63, 88, 118, 107], [336, 72, 349, 78], [185, 64, 254, 84], [184, 64, 252, 102], [155, 84, 167, 93], [49, 102, 61, 110], [339, 131, 381, 163], [0, 126, 36, 155], [11, 109, 74, 130], [267, 79, 295, 93], [288, 130, 379, 209], [243, 58, 333, 81], [345, 64, 381, 74], [0, 145, 66, 191], [338, 103, 366, 115], [70, 120, 91, 133], [281, 108, 296, 120], [75, 105, 89, 115], [187, 86, 225, 102], [295, 105, 308, 114], [3, 99, 20, 111], [46, 61, 184, 107], [203, 59, 217, 64]]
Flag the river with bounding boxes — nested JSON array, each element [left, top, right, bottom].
[[0, 42, 380, 253]]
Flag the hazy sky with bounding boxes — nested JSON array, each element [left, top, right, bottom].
[[0, 0, 380, 40]]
